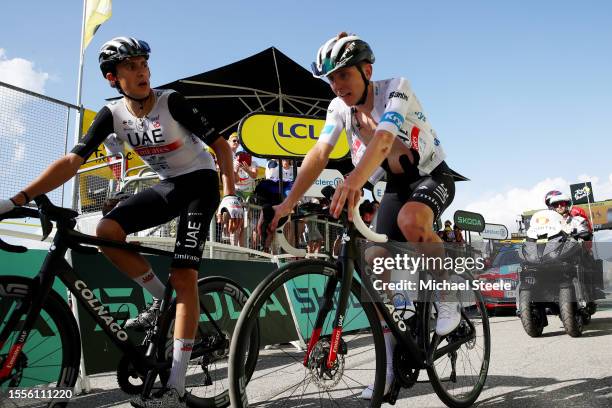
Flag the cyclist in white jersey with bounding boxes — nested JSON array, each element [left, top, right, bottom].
[[0, 37, 237, 407], [263, 32, 465, 399]]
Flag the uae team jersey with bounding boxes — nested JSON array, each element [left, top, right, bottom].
[[72, 89, 219, 179], [318, 78, 446, 176]]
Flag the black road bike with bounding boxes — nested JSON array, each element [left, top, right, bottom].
[[0, 195, 258, 407], [228, 196, 490, 407]]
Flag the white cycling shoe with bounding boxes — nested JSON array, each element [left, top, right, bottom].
[[435, 293, 462, 336], [361, 373, 394, 400]]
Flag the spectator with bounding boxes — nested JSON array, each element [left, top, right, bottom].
[[228, 132, 258, 201], [439, 220, 455, 243], [453, 224, 464, 243], [281, 159, 295, 181]]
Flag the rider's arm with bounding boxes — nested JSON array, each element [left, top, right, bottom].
[[167, 91, 236, 196], [210, 137, 236, 197], [283, 142, 334, 209], [12, 107, 114, 205], [167, 91, 219, 146], [10, 154, 85, 206]]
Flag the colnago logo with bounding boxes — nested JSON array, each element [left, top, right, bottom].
[[380, 111, 404, 130], [75, 280, 128, 341], [389, 91, 409, 101]]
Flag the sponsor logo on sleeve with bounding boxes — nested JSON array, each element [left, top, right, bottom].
[[388, 91, 409, 101], [380, 111, 404, 130], [321, 124, 335, 135]]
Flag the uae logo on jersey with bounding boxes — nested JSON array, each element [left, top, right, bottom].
[[153, 120, 161, 129]]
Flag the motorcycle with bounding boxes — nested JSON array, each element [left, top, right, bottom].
[[517, 209, 600, 337]]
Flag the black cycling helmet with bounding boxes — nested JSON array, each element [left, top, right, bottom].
[[99, 36, 151, 78], [311, 33, 375, 106]]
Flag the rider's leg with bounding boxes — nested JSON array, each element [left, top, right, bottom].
[[167, 267, 199, 397], [397, 201, 461, 336], [96, 218, 165, 299]]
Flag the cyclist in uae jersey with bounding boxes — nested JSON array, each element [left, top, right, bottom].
[[0, 37, 237, 407], [263, 32, 466, 399]]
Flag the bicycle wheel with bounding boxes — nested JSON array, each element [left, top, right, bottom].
[[423, 275, 491, 408], [228, 259, 386, 408], [157, 276, 259, 408], [0, 276, 80, 407]]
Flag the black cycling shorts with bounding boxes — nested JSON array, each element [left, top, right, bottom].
[[376, 161, 455, 242], [103, 169, 220, 269]]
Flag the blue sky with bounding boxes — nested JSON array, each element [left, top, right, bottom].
[[1, 0, 611, 229]]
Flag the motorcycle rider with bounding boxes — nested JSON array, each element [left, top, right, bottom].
[[544, 190, 592, 240], [544, 190, 605, 298]]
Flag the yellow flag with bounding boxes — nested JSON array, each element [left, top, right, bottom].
[[83, 0, 112, 49]]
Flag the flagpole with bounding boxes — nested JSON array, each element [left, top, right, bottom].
[[71, 0, 88, 212], [69, 0, 92, 397]]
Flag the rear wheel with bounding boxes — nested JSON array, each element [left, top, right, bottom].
[[228, 259, 386, 407], [518, 289, 545, 337], [157, 276, 259, 408], [424, 276, 491, 408], [0, 276, 80, 407]]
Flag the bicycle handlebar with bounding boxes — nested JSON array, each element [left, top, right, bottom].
[[0, 194, 79, 253], [261, 185, 389, 257]]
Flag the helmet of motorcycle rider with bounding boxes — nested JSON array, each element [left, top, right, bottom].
[[545, 190, 571, 211]]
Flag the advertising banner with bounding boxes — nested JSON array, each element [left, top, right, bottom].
[[238, 112, 349, 160], [303, 168, 344, 197], [481, 223, 509, 240], [454, 210, 486, 233], [373, 181, 387, 202]]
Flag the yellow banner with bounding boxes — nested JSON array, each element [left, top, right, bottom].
[[83, 0, 112, 49], [238, 113, 349, 160]]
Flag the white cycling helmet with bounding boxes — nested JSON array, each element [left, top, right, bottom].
[[545, 190, 571, 208]]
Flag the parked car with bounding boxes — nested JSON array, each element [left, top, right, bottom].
[[478, 246, 521, 315]]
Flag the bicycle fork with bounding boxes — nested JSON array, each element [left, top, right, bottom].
[[303, 257, 355, 371]]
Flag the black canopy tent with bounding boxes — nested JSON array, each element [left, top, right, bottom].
[[158, 47, 331, 136], [158, 47, 353, 175]]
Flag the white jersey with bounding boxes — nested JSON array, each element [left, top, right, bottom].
[[317, 78, 446, 175], [103, 90, 217, 179]]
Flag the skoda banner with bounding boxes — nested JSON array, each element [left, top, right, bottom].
[[454, 210, 486, 233], [238, 112, 349, 159], [303, 168, 344, 197], [481, 223, 509, 240]]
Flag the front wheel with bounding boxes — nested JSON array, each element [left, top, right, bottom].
[[228, 259, 386, 407], [518, 289, 545, 337], [559, 287, 584, 337], [157, 276, 259, 408], [424, 277, 491, 408], [0, 276, 81, 408]]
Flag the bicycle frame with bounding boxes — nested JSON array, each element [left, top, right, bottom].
[[0, 223, 178, 382], [301, 221, 477, 374]]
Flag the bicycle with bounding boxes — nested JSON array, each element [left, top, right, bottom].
[[227, 193, 491, 407], [0, 195, 259, 407]]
